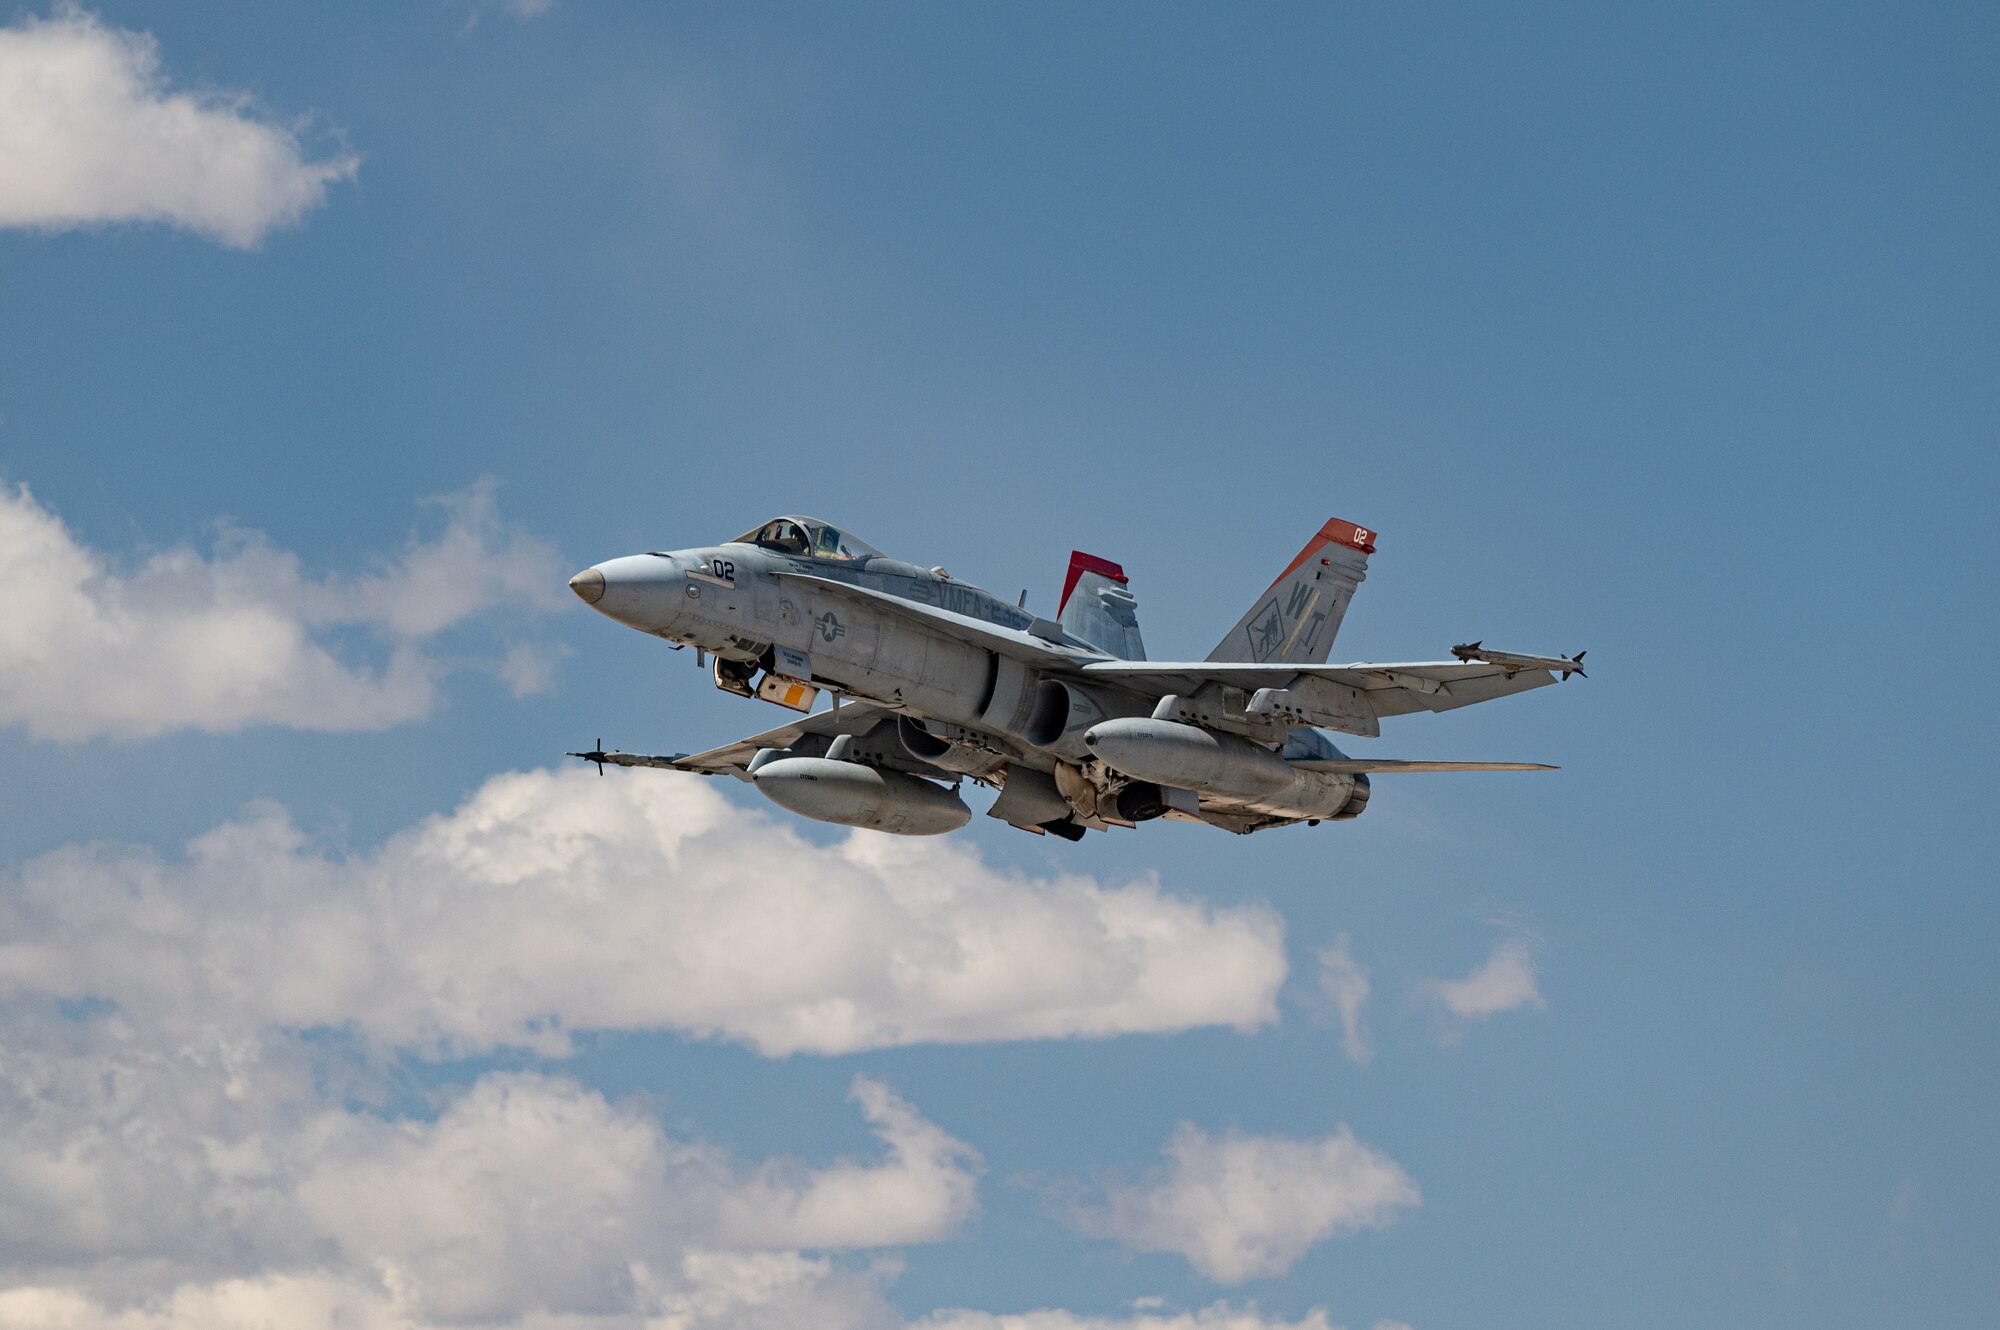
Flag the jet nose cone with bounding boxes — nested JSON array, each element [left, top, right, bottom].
[[568, 567, 606, 605]]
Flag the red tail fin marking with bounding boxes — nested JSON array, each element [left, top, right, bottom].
[[1059, 551, 1128, 615]]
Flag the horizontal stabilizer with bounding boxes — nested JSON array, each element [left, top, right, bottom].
[[1288, 758, 1557, 774]]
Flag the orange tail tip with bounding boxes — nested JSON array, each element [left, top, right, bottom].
[[1209, 516, 1376, 665], [1267, 519, 1375, 591], [1324, 519, 1377, 554]]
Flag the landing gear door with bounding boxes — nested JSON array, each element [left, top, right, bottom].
[[772, 645, 813, 683], [757, 673, 819, 713], [758, 644, 819, 712]]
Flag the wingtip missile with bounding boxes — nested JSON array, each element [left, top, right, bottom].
[[567, 738, 611, 774], [1451, 643, 1588, 679], [566, 742, 691, 774]]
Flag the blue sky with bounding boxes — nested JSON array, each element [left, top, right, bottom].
[[0, 3, 1994, 1327]]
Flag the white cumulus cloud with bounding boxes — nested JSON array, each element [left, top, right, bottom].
[[1314, 935, 1372, 1065], [0, 1281, 1365, 1330], [920, 1304, 1344, 1328], [1422, 937, 1546, 1024], [713, 1076, 982, 1250], [296, 1072, 695, 1323], [0, 6, 357, 247], [918, 1308, 1341, 1330], [1066, 1125, 1419, 1284], [0, 1009, 1369, 1330], [0, 478, 566, 741], [298, 1071, 971, 1324], [0, 1016, 934, 1327], [0, 682, 1299, 1322], [0, 767, 1287, 1056]]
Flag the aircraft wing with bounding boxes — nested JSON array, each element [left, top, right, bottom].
[[1080, 657, 1573, 735], [772, 572, 1104, 665], [670, 701, 897, 779]]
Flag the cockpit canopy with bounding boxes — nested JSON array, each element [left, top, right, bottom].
[[731, 516, 883, 563]]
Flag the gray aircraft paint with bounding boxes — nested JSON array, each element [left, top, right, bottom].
[[569, 514, 1582, 838]]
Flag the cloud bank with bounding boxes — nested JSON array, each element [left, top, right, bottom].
[[0, 479, 565, 741], [0, 1012, 947, 1328], [918, 1309, 1341, 1330], [0, 1007, 1368, 1328], [0, 766, 1287, 1056], [1068, 1125, 1420, 1283], [711, 1076, 982, 1250], [0, 766, 1338, 1328], [0, 6, 356, 247]]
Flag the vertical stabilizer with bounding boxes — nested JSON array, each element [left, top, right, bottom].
[[1059, 551, 1145, 660], [1205, 518, 1374, 663]]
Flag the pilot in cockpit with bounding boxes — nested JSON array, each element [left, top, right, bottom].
[[749, 519, 809, 555]]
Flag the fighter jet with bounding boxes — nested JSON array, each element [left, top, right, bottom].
[[567, 515, 1584, 839]]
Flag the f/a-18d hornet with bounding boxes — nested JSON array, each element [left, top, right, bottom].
[[567, 515, 1584, 839]]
